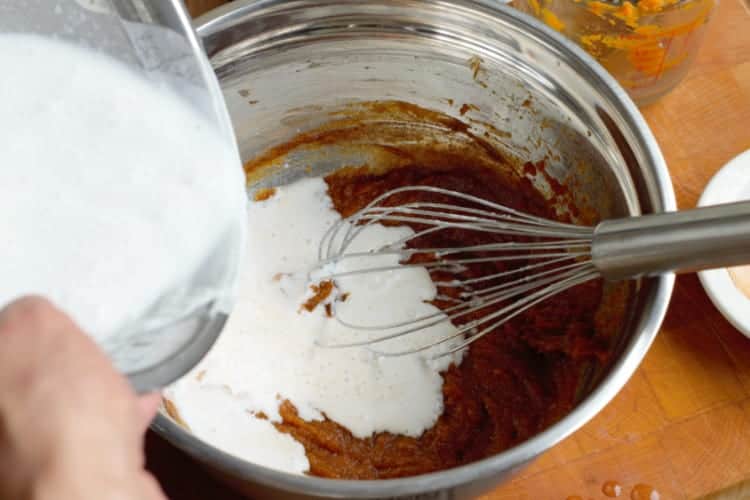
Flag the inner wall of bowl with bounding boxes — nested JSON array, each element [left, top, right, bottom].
[[219, 37, 639, 220], [205, 8, 645, 386]]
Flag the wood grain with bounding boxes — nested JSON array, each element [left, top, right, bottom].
[[149, 1, 750, 498]]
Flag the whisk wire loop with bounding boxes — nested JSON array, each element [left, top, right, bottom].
[[314, 185, 601, 358]]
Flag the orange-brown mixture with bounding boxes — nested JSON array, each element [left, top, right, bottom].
[[163, 101, 624, 480], [270, 162, 611, 479]]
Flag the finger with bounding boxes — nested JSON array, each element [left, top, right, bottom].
[[0, 295, 144, 452], [137, 392, 163, 433], [0, 295, 103, 373], [0, 296, 90, 405], [0, 296, 74, 346]]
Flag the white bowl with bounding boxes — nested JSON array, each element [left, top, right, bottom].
[[698, 149, 750, 338]]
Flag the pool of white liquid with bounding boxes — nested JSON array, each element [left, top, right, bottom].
[[166, 177, 464, 474]]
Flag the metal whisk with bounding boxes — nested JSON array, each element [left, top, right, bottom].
[[314, 186, 750, 357]]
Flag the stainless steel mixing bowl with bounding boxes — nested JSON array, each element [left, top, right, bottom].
[[152, 1, 676, 498]]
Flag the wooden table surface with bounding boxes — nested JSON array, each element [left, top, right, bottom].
[[149, 1, 750, 498]]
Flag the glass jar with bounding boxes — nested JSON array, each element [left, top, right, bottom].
[[513, 0, 717, 105]]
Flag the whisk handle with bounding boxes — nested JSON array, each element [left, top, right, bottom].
[[592, 200, 750, 281]]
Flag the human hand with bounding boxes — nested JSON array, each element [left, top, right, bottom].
[[0, 297, 167, 500]]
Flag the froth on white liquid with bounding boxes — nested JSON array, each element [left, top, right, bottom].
[[167, 178, 465, 474], [0, 34, 245, 342]]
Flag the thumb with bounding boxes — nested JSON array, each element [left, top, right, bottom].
[[137, 392, 163, 434]]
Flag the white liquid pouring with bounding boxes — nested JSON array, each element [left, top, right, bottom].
[[0, 34, 246, 344]]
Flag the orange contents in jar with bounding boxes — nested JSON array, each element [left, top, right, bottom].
[[513, 0, 716, 104]]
